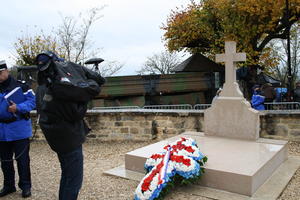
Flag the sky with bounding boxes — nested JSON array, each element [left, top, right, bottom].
[[0, 0, 192, 76]]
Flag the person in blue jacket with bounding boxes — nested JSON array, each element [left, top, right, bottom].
[[275, 87, 287, 102], [0, 60, 35, 198], [251, 85, 265, 110]]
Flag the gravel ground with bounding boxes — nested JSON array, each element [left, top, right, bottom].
[[0, 140, 299, 200]]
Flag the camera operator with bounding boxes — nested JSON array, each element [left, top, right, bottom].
[[35, 51, 105, 200]]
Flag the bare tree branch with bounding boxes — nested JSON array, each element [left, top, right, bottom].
[[137, 51, 182, 75], [269, 24, 300, 86], [57, 6, 105, 63]]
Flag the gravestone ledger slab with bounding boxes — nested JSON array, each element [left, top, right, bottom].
[[122, 132, 287, 196]]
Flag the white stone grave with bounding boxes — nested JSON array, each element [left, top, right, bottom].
[[105, 41, 296, 199]]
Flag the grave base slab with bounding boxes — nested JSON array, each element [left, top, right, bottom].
[[119, 132, 288, 196]]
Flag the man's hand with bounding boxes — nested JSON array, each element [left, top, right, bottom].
[[8, 101, 17, 113]]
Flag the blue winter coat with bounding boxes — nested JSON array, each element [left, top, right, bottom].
[[251, 91, 265, 110], [275, 87, 287, 102], [0, 76, 36, 141]]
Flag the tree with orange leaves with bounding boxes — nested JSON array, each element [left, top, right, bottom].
[[162, 0, 300, 69]]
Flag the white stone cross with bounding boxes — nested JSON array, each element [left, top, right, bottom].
[[216, 41, 246, 97]]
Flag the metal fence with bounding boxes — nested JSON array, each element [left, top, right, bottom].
[[193, 104, 211, 110], [93, 106, 140, 110], [92, 102, 300, 111], [143, 104, 193, 110], [264, 102, 300, 111]]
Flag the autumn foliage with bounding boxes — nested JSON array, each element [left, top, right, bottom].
[[162, 0, 300, 68], [14, 34, 64, 66]]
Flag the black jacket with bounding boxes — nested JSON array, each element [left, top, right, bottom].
[[294, 87, 300, 102], [36, 62, 105, 153]]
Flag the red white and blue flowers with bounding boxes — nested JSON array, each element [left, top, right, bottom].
[[134, 137, 207, 200]]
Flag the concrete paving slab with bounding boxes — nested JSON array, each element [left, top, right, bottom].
[[103, 165, 144, 182]]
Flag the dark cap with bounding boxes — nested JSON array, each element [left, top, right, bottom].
[[0, 60, 7, 71], [36, 51, 63, 71], [252, 84, 260, 90]]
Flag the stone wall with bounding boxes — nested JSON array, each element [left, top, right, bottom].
[[84, 111, 204, 140], [260, 111, 300, 141], [30, 110, 300, 141]]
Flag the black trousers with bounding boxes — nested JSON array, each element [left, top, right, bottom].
[[57, 145, 83, 200], [0, 138, 31, 190]]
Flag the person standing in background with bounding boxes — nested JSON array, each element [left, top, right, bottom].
[[261, 83, 276, 103], [293, 82, 300, 102], [251, 85, 265, 110], [0, 60, 35, 198]]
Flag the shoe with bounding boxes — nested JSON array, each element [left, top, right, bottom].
[[0, 187, 16, 197], [21, 189, 31, 198]]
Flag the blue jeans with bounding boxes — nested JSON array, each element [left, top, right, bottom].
[[57, 145, 83, 200], [0, 138, 31, 190]]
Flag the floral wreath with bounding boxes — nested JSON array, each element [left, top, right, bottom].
[[134, 137, 207, 200]]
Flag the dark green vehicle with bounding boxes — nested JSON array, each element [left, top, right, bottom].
[[15, 55, 224, 107], [94, 72, 221, 107]]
